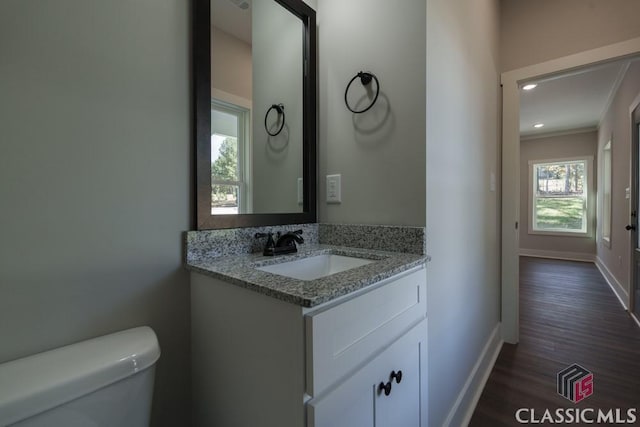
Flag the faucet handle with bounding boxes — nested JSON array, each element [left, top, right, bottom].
[[274, 229, 302, 239], [255, 232, 276, 256], [255, 232, 275, 245]]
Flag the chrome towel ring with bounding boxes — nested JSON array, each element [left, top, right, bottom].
[[344, 71, 380, 114]]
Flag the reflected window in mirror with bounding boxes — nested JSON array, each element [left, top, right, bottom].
[[211, 99, 251, 215]]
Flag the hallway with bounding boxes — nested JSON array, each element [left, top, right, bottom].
[[470, 257, 640, 426]]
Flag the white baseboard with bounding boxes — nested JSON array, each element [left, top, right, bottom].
[[443, 323, 503, 427], [631, 312, 640, 329], [594, 257, 629, 311], [519, 248, 596, 263]]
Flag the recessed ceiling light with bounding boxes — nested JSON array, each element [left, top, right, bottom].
[[522, 84, 538, 91], [533, 123, 544, 128]]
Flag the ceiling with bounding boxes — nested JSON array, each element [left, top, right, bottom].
[[519, 58, 636, 138], [211, 0, 252, 44]]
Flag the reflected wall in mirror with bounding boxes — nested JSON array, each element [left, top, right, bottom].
[[194, 0, 317, 229]]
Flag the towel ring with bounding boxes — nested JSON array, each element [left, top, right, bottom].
[[264, 103, 285, 136], [344, 71, 380, 114]]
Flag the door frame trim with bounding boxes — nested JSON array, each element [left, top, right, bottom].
[[629, 95, 640, 315], [501, 37, 640, 344]]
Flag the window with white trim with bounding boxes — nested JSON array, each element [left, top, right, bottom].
[[602, 141, 612, 245], [529, 157, 591, 235], [211, 99, 250, 215]]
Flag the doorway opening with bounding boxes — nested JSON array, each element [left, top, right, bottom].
[[501, 38, 640, 343]]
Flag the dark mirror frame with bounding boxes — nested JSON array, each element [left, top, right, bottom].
[[193, 0, 317, 230]]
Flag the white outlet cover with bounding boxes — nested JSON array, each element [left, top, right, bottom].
[[326, 174, 341, 203]]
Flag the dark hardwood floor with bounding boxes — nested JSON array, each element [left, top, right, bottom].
[[470, 257, 640, 426]]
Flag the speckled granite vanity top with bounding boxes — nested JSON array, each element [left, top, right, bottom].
[[185, 223, 429, 307], [187, 244, 427, 307]]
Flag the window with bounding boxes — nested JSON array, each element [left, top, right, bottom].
[[529, 157, 592, 235], [211, 99, 251, 215], [601, 141, 612, 245]]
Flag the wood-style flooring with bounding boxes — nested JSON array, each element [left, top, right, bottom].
[[470, 257, 640, 426]]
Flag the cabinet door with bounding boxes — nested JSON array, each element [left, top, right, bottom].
[[306, 267, 426, 397], [307, 320, 426, 427], [375, 334, 420, 427], [307, 359, 376, 427]]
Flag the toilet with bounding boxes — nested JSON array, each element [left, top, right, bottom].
[[0, 326, 160, 427]]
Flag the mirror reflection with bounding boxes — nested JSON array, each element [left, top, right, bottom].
[[211, 0, 304, 215]]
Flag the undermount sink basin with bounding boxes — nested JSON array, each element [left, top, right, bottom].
[[256, 254, 375, 281]]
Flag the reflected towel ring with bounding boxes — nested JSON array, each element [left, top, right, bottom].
[[344, 71, 380, 114], [264, 103, 285, 136]]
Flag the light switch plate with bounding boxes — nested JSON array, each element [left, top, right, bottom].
[[490, 172, 496, 192], [626, 187, 631, 199], [326, 174, 341, 203], [297, 178, 303, 204]]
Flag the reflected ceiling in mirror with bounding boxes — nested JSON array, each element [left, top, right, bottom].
[[194, 0, 316, 229]]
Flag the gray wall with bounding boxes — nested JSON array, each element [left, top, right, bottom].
[[0, 1, 191, 426], [519, 131, 598, 256], [211, 26, 252, 101], [501, 0, 640, 72], [597, 61, 640, 293], [317, 0, 426, 226], [426, 0, 501, 425]]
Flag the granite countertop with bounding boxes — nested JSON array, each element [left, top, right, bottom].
[[186, 244, 429, 307]]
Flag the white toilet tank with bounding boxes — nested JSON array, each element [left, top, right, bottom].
[[0, 326, 160, 427]]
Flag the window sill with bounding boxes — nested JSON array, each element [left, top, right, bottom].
[[528, 229, 590, 238]]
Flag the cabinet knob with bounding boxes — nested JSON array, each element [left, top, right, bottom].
[[378, 381, 392, 396], [391, 370, 402, 384]]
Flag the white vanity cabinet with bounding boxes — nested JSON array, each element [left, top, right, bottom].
[[190, 264, 427, 427], [308, 319, 427, 427]]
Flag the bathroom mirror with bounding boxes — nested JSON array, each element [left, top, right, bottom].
[[194, 0, 317, 229]]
